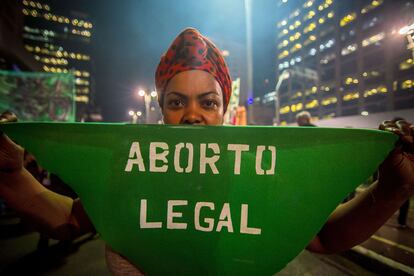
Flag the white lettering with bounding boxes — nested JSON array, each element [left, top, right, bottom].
[[149, 142, 169, 172], [174, 143, 194, 173], [240, 204, 261, 235], [255, 145, 276, 175], [200, 143, 220, 174], [124, 142, 146, 172], [194, 202, 215, 232], [227, 144, 250, 174], [139, 199, 162, 228], [167, 200, 188, 229], [216, 203, 234, 233]]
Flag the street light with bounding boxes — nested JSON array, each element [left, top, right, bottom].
[[136, 89, 158, 123], [138, 89, 146, 97], [150, 91, 157, 98], [128, 110, 142, 124]]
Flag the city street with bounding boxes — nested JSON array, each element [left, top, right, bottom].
[[1, 198, 412, 275]]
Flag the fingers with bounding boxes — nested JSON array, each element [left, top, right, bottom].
[[380, 120, 414, 154], [0, 111, 18, 123], [379, 120, 403, 136], [0, 111, 18, 135]]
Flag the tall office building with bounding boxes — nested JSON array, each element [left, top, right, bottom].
[[266, 0, 414, 124], [0, 0, 41, 71], [21, 0, 95, 120]]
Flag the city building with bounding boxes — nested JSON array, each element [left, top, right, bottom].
[[261, 0, 414, 125], [0, 0, 41, 71], [21, 0, 96, 120]]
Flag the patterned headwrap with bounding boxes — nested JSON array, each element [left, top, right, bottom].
[[155, 28, 232, 112]]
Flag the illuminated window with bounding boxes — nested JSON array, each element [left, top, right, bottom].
[[280, 106, 290, 114], [291, 91, 303, 99], [305, 100, 319, 109], [291, 102, 303, 112], [321, 97, 337, 106], [290, 43, 302, 53], [278, 50, 290, 60], [75, 95, 89, 103], [309, 48, 317, 56], [77, 87, 90, 94], [320, 53, 336, 64], [399, 58, 414, 70], [318, 17, 326, 24], [363, 85, 387, 97], [75, 78, 90, 86], [304, 10, 316, 21], [289, 9, 300, 19], [278, 28, 289, 38], [340, 12, 356, 27], [401, 80, 414, 90], [362, 71, 380, 78], [304, 22, 316, 34], [277, 20, 287, 28], [303, 0, 314, 8], [343, 92, 359, 101], [320, 85, 333, 92], [362, 32, 385, 47], [361, 0, 383, 14], [278, 40, 289, 49], [344, 77, 359, 85], [341, 43, 358, 56], [319, 39, 335, 52]]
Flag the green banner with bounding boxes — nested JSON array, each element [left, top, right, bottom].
[[0, 123, 397, 275], [0, 70, 75, 122]]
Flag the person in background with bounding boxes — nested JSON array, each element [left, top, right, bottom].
[[296, 111, 316, 127]]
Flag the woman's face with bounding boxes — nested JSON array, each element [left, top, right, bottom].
[[162, 70, 224, 125]]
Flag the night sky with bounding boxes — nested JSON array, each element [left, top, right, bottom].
[[72, 0, 278, 121]]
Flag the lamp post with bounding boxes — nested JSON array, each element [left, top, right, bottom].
[[128, 110, 142, 124], [137, 89, 158, 123]]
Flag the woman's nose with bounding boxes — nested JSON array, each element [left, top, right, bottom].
[[181, 102, 202, 125]]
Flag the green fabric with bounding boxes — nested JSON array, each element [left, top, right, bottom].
[[0, 123, 397, 275], [0, 70, 75, 122]]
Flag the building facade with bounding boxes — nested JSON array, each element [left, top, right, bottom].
[[21, 0, 95, 120], [0, 0, 41, 71], [266, 0, 414, 124]]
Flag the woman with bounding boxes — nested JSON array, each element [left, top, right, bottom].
[[0, 28, 413, 275]]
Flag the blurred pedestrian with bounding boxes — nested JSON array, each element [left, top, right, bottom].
[[296, 111, 316, 126]]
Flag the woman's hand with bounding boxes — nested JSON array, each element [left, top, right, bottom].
[[0, 111, 24, 173], [379, 120, 414, 193]]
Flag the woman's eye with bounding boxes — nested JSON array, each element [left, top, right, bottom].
[[202, 99, 218, 109], [168, 99, 184, 108]]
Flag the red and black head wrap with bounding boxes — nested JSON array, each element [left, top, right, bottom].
[[155, 28, 232, 112]]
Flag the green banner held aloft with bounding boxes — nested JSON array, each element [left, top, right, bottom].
[[0, 123, 397, 275]]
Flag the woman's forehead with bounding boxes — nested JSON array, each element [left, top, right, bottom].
[[165, 70, 223, 96]]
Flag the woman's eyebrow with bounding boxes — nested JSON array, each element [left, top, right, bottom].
[[165, 92, 187, 98], [197, 91, 220, 99]]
